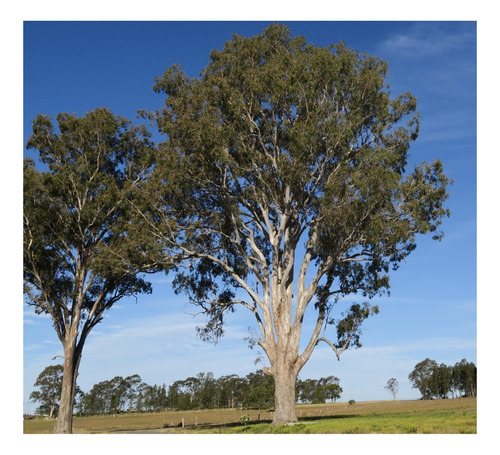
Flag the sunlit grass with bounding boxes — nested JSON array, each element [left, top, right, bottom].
[[212, 409, 476, 434]]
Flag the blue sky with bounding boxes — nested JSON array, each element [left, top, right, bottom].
[[21, 19, 479, 415]]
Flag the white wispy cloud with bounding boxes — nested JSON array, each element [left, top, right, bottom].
[[23, 318, 39, 325], [380, 23, 475, 58], [75, 310, 258, 390], [23, 308, 51, 320], [417, 112, 476, 144], [24, 344, 45, 352]]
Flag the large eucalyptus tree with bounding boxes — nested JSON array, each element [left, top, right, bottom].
[[23, 108, 157, 433], [137, 24, 451, 426]]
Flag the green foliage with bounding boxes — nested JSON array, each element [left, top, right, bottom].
[[297, 375, 342, 404], [74, 370, 342, 415], [348, 399, 356, 405], [81, 374, 169, 415], [329, 303, 379, 352], [452, 359, 477, 398], [243, 370, 275, 409], [165, 370, 275, 411], [408, 358, 477, 400], [29, 365, 64, 418], [239, 414, 250, 425], [139, 23, 451, 370], [408, 358, 439, 400], [24, 108, 156, 340]]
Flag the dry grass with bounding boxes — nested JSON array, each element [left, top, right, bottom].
[[23, 397, 476, 434], [23, 407, 275, 434]]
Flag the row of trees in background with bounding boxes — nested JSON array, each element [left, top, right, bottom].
[[78, 374, 167, 415], [166, 371, 276, 411], [408, 358, 476, 400], [30, 358, 476, 417], [30, 367, 342, 417], [296, 376, 343, 404]]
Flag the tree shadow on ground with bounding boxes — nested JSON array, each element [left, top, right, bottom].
[[183, 413, 359, 430], [299, 414, 359, 422], [109, 413, 360, 433]]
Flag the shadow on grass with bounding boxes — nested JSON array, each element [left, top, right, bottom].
[[299, 414, 359, 422], [109, 413, 360, 433], [191, 413, 359, 430]]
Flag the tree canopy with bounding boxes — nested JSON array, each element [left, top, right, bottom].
[[134, 24, 451, 425], [24, 108, 156, 332]]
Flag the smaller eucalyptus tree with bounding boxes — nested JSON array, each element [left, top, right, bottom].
[[29, 364, 64, 418], [408, 358, 438, 400], [24, 108, 157, 433], [384, 377, 399, 400]]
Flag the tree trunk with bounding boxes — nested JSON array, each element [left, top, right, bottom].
[[49, 401, 55, 419], [272, 364, 298, 426], [54, 342, 80, 434]]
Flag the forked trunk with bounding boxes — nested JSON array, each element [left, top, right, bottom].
[[272, 364, 298, 426]]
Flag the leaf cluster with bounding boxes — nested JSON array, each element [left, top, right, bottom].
[[24, 108, 156, 340]]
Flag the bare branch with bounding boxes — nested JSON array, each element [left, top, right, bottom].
[[316, 337, 344, 361]]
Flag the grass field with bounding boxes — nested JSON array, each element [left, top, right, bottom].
[[23, 397, 476, 434]]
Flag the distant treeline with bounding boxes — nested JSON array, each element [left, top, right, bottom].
[[72, 370, 342, 416], [408, 358, 476, 400], [30, 358, 476, 417]]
